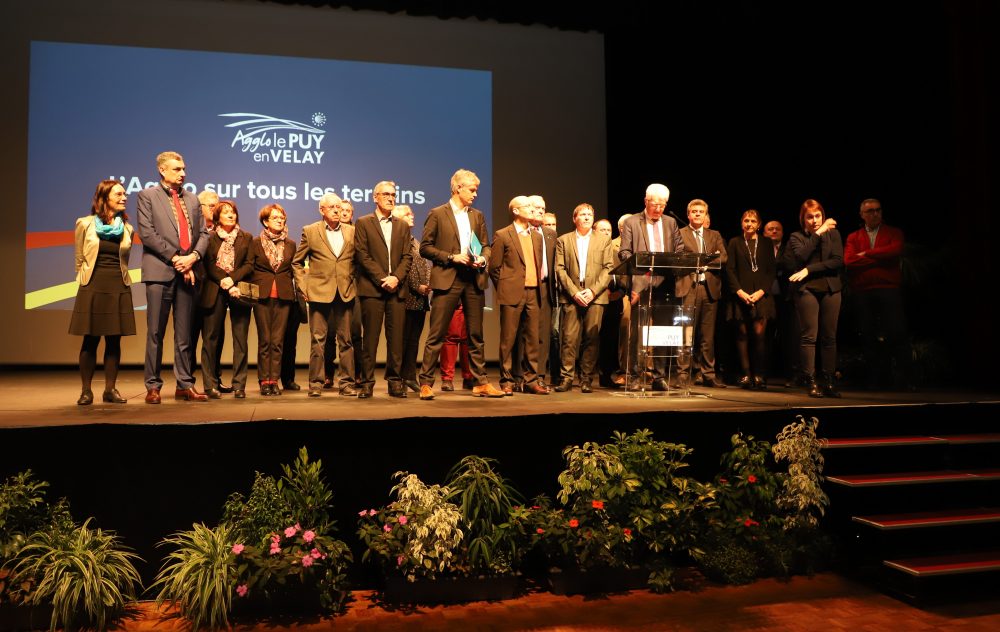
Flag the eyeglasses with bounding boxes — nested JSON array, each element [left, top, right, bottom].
[[319, 205, 339, 211], [377, 193, 397, 199], [861, 207, 882, 214]]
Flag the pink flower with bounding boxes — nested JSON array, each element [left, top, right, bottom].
[[383, 524, 392, 532], [359, 509, 368, 517], [398, 515, 409, 525], [303, 530, 316, 543], [592, 500, 605, 510], [568, 519, 579, 528], [269, 544, 281, 556], [368, 509, 377, 516], [294, 522, 302, 532], [271, 534, 281, 543], [231, 543, 244, 555], [397, 555, 406, 567], [236, 584, 248, 597], [310, 548, 323, 559], [284, 526, 297, 538], [302, 554, 314, 567], [747, 474, 758, 484]]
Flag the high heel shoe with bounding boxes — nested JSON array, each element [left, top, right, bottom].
[[737, 375, 752, 389], [753, 376, 766, 390], [77, 389, 94, 405], [102, 389, 127, 404]]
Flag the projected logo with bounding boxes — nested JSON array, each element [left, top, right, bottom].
[[221, 112, 326, 165]]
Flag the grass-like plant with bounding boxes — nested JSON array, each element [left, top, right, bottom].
[[6, 518, 141, 632], [150, 522, 237, 631]]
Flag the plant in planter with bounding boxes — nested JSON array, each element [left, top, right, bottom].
[[0, 470, 74, 569], [357, 471, 463, 583], [6, 518, 141, 632], [151, 522, 237, 631], [444, 455, 523, 576]]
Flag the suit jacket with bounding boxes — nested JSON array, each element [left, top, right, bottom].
[[787, 229, 844, 293], [489, 224, 544, 306], [292, 220, 356, 303], [74, 215, 133, 286], [555, 230, 614, 305], [675, 226, 727, 300], [419, 203, 492, 292], [353, 213, 412, 299], [843, 223, 903, 291], [618, 212, 684, 293], [136, 185, 210, 283], [199, 230, 253, 308], [247, 234, 297, 301]]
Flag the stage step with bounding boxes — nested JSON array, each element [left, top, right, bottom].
[[824, 433, 1000, 449], [883, 551, 1000, 577], [853, 507, 1000, 530], [826, 469, 1000, 488]]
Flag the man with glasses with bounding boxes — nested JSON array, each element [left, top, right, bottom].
[[844, 198, 911, 389], [618, 183, 684, 390], [353, 181, 413, 398]]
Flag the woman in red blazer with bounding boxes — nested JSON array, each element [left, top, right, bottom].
[[247, 204, 297, 396]]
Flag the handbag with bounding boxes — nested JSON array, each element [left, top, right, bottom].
[[236, 281, 260, 306]]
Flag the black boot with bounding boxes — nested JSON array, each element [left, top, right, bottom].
[[822, 373, 841, 398], [805, 375, 823, 398]]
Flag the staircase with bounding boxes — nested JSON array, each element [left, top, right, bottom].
[[820, 409, 1000, 602]]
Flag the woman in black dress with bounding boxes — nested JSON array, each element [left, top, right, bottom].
[[725, 209, 776, 389], [247, 204, 297, 396], [787, 199, 844, 398], [69, 180, 135, 404], [199, 200, 253, 399]]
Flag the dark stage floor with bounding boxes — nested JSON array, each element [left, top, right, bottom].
[[1, 368, 994, 428]]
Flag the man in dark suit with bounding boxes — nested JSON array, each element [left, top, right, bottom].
[[293, 193, 359, 398], [137, 151, 210, 403], [675, 199, 727, 387], [618, 183, 685, 390], [353, 181, 413, 399], [553, 204, 614, 393], [489, 196, 549, 396], [417, 169, 504, 399]]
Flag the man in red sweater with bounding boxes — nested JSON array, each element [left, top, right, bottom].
[[844, 199, 912, 389]]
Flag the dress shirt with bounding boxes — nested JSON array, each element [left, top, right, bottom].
[[535, 226, 549, 280], [449, 199, 472, 255], [376, 211, 394, 258], [693, 227, 706, 281], [325, 222, 344, 258], [866, 225, 880, 249], [575, 229, 592, 284], [645, 218, 664, 253]]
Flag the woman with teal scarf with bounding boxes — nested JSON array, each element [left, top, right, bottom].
[[69, 180, 136, 404]]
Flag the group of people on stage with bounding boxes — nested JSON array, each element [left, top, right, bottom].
[[72, 152, 908, 404]]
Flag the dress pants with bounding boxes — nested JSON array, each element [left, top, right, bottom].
[[325, 299, 363, 382], [678, 282, 719, 380], [201, 293, 251, 390], [794, 289, 841, 378], [401, 308, 427, 383], [498, 288, 540, 387], [854, 287, 910, 387], [560, 301, 605, 382], [144, 276, 199, 390], [420, 275, 487, 387], [281, 300, 302, 385], [359, 293, 406, 390], [440, 307, 472, 382], [308, 298, 355, 388], [253, 298, 291, 383], [627, 284, 672, 378]]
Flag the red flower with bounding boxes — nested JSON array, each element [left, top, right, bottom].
[[743, 518, 759, 527], [747, 474, 758, 484], [536, 528, 545, 534], [592, 500, 605, 510], [623, 528, 632, 536], [531, 505, 541, 510], [719, 478, 729, 484], [568, 519, 579, 528]]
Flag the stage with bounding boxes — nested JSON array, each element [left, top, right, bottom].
[[1, 367, 997, 586]]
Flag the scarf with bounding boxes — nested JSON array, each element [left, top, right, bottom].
[[259, 227, 287, 271], [94, 214, 124, 241], [215, 225, 240, 273]]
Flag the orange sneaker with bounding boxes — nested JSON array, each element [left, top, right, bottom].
[[419, 385, 435, 400], [472, 383, 505, 398]]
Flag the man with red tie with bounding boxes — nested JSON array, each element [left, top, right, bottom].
[[137, 151, 210, 403]]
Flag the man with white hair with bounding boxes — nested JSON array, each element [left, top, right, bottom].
[[618, 185, 684, 390]]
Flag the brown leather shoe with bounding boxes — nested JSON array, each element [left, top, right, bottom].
[[472, 383, 505, 398], [419, 385, 435, 400], [525, 382, 551, 395], [501, 384, 513, 396], [145, 388, 161, 404], [175, 387, 208, 402]]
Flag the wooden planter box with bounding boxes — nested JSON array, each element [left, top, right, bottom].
[[382, 574, 521, 605], [547, 566, 649, 595]]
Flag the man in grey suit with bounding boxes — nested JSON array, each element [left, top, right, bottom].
[[618, 183, 685, 390], [553, 204, 614, 393], [137, 151, 210, 403], [293, 193, 358, 398], [675, 199, 727, 387]]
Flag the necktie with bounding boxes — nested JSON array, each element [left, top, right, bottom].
[[536, 227, 548, 279], [695, 229, 705, 281], [171, 189, 191, 251], [651, 220, 662, 252]]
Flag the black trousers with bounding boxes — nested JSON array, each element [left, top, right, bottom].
[[420, 278, 487, 386], [254, 298, 290, 383], [359, 293, 406, 390]]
